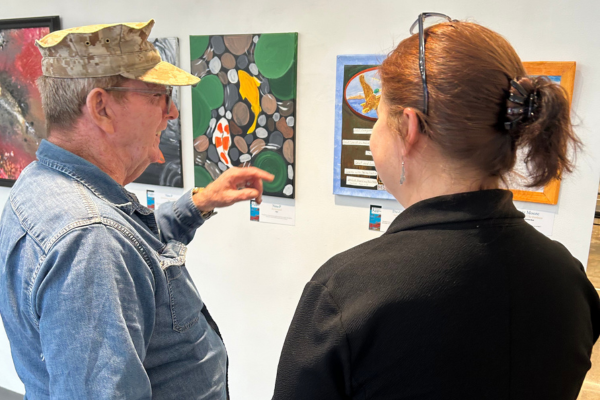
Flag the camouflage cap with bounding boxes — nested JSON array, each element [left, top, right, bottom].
[[35, 19, 199, 86]]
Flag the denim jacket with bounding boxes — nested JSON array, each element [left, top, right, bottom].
[[0, 140, 227, 399]]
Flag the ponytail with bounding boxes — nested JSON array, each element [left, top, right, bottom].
[[505, 76, 581, 188]]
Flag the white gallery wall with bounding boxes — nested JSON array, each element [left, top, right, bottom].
[[1, 0, 600, 397]]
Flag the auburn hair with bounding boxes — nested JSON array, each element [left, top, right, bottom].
[[379, 21, 580, 187]]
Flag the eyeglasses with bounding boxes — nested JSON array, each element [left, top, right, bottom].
[[409, 12, 454, 115], [104, 86, 174, 113]]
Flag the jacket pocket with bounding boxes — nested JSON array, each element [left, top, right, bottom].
[[159, 240, 204, 333]]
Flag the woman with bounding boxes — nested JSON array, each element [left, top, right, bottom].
[[272, 14, 600, 400]]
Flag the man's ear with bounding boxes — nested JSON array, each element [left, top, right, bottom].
[[85, 88, 116, 134], [401, 108, 423, 157]]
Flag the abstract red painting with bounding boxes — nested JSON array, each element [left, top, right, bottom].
[[0, 16, 60, 186]]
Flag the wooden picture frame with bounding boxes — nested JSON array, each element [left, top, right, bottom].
[[0, 16, 61, 187], [508, 61, 576, 205]]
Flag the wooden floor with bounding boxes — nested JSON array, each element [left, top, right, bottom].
[[0, 387, 21, 400], [586, 217, 600, 289], [579, 194, 600, 399]]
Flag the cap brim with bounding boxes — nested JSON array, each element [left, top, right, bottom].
[[124, 61, 200, 86]]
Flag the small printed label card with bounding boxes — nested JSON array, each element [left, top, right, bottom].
[[124, 182, 184, 210], [155, 192, 177, 209], [250, 197, 295, 226], [370, 205, 403, 232], [517, 208, 555, 237], [144, 190, 179, 210]]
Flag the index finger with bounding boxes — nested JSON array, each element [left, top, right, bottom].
[[236, 166, 275, 182], [246, 174, 264, 204]]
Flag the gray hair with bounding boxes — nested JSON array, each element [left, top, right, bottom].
[[36, 75, 129, 134]]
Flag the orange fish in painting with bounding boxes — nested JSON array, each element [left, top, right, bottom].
[[213, 118, 231, 166]]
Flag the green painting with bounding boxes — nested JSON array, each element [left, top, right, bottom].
[[190, 33, 298, 198]]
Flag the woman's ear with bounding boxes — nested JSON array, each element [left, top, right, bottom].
[[85, 88, 115, 134], [401, 108, 422, 156]]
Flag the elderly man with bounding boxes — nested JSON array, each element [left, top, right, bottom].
[[0, 20, 272, 399]]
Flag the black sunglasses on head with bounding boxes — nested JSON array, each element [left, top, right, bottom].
[[409, 12, 454, 115]]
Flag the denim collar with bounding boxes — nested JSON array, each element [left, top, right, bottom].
[[36, 139, 151, 216]]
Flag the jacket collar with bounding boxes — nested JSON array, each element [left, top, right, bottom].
[[385, 189, 524, 234], [36, 140, 150, 216]]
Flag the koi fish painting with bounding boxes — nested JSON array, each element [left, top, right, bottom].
[[190, 33, 298, 198], [0, 16, 60, 187]]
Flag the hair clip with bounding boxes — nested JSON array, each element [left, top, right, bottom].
[[504, 115, 523, 131], [508, 93, 527, 104], [506, 106, 525, 115], [510, 79, 529, 97], [527, 93, 538, 118], [505, 78, 539, 131]]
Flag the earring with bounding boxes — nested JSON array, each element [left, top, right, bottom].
[[399, 160, 406, 185]]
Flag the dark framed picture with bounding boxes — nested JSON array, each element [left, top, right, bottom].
[[134, 37, 184, 188], [0, 16, 60, 187]]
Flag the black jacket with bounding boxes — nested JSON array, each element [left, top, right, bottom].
[[273, 190, 600, 400]]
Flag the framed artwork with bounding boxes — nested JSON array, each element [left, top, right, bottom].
[[506, 61, 576, 205], [190, 33, 298, 198], [134, 37, 184, 187], [333, 54, 394, 199], [0, 16, 60, 187]]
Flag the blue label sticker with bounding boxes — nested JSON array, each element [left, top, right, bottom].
[[146, 190, 155, 210], [250, 201, 260, 222], [369, 205, 382, 231]]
